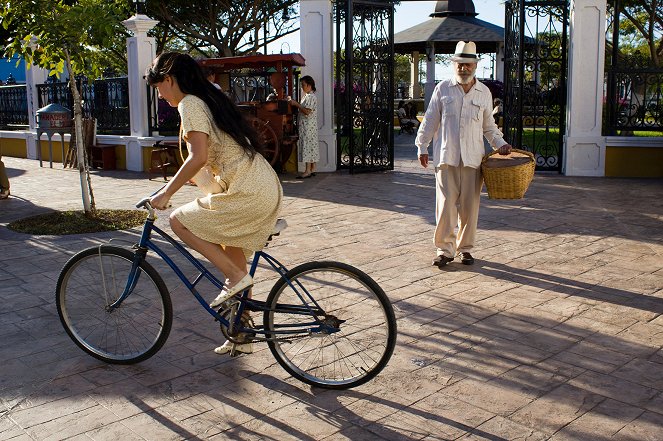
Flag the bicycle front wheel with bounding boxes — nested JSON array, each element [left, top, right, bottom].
[[264, 261, 397, 389], [56, 245, 172, 364]]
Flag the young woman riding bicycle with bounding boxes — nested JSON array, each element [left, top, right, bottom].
[[145, 52, 283, 355]]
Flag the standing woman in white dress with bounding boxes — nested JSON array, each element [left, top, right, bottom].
[[288, 76, 319, 179]]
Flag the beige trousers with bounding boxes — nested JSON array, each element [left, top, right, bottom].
[[434, 162, 483, 258]]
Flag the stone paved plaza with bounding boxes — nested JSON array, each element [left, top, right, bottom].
[[1, 137, 662, 440]]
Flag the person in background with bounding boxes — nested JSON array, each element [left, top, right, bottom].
[[0, 154, 10, 200], [415, 41, 512, 268], [145, 52, 283, 355], [201, 65, 222, 90], [405, 100, 418, 119], [397, 100, 420, 129], [266, 88, 278, 101], [492, 98, 504, 127], [288, 75, 319, 179]]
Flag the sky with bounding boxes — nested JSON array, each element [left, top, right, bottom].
[[268, 0, 508, 81]]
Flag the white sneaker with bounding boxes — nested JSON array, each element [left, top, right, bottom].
[[214, 340, 253, 355], [210, 274, 253, 308], [0, 189, 9, 200]]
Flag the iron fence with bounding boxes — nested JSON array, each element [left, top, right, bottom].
[[147, 86, 180, 136], [0, 85, 29, 129], [36, 77, 130, 134], [605, 69, 663, 134], [604, 0, 663, 135]]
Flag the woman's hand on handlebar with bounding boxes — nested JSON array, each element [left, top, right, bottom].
[[150, 191, 172, 210]]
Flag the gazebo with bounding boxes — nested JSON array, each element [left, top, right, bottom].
[[393, 0, 505, 104]]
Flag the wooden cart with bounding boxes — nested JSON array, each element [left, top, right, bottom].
[[199, 54, 306, 172]]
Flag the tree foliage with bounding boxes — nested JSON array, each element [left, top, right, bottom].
[[2, 0, 130, 80], [1, 0, 130, 213], [145, 0, 300, 57], [608, 0, 663, 67]]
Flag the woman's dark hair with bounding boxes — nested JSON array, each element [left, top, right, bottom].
[[398, 100, 405, 109], [300, 75, 316, 92], [145, 52, 262, 157]]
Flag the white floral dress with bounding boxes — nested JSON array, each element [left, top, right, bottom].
[[173, 95, 283, 258], [297, 92, 319, 163]]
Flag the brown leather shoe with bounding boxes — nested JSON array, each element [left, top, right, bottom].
[[459, 252, 474, 265], [432, 255, 454, 267]]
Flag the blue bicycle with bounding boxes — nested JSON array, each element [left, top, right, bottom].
[[56, 197, 397, 389]]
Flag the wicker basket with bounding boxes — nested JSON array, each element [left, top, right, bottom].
[[481, 149, 535, 199]]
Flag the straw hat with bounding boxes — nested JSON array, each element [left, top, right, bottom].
[[450, 41, 479, 63]]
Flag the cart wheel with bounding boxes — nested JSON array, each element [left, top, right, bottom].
[[249, 117, 280, 166]]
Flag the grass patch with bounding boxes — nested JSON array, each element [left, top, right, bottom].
[[520, 127, 561, 150], [8, 209, 146, 235], [633, 131, 663, 137]]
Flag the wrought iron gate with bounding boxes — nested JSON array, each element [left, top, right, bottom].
[[503, 0, 569, 172], [335, 0, 395, 173], [605, 0, 663, 135]]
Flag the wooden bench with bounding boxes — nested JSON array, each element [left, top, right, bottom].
[[90, 144, 116, 170], [149, 141, 180, 180]]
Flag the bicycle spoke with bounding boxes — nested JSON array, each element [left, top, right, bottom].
[[265, 262, 396, 389], [57, 246, 172, 364]]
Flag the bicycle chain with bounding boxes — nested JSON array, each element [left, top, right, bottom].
[[217, 300, 319, 345]]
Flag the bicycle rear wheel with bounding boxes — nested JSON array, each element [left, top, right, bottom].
[[264, 261, 396, 389], [56, 245, 172, 364]]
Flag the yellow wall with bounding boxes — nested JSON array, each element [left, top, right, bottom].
[[104, 145, 125, 170], [283, 145, 298, 173], [0, 138, 27, 158], [38, 139, 68, 164], [605, 146, 663, 177]]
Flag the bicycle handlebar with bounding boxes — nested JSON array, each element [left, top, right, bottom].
[[135, 197, 152, 209], [136, 184, 171, 217]]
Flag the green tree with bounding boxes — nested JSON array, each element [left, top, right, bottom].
[[608, 0, 662, 67], [2, 0, 130, 214], [146, 0, 299, 57], [394, 53, 411, 86]]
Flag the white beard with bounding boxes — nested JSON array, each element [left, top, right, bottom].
[[455, 73, 475, 85]]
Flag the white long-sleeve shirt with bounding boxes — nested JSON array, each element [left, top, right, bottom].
[[415, 77, 507, 169]]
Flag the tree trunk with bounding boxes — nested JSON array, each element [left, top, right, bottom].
[[64, 51, 96, 214]]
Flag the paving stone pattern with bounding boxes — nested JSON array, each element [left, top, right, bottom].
[[0, 137, 662, 440]]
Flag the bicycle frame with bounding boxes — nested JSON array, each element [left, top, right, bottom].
[[109, 201, 330, 339]]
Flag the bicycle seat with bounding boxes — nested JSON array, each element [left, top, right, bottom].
[[265, 218, 288, 245], [274, 218, 288, 234]]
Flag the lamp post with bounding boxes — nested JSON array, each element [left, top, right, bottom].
[[263, 16, 268, 54], [134, 0, 146, 15]]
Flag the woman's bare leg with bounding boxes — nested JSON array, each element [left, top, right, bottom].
[[170, 215, 246, 286], [222, 245, 247, 274]]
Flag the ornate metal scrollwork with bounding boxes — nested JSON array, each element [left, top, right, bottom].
[[504, 0, 569, 172], [335, 0, 395, 173]]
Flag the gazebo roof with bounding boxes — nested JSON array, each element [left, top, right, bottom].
[[394, 0, 504, 54]]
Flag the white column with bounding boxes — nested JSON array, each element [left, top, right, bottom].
[[299, 0, 336, 172], [410, 51, 420, 99], [495, 43, 505, 83], [24, 63, 49, 159], [425, 42, 436, 109], [564, 0, 607, 176], [123, 14, 159, 171]]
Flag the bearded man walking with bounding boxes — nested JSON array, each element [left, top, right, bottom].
[[415, 41, 513, 267]]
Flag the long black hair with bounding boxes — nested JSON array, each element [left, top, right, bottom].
[[145, 52, 262, 158]]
